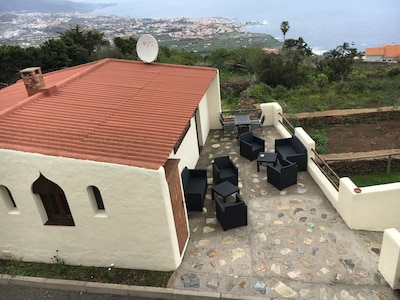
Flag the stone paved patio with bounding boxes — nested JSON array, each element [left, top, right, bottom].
[[167, 127, 399, 299]]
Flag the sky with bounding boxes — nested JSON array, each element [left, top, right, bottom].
[[85, 0, 400, 20], [83, 0, 400, 51]]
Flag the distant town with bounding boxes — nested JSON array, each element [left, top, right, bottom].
[[0, 12, 278, 51]]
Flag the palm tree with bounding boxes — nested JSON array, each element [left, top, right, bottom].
[[60, 25, 107, 57], [280, 21, 290, 42]]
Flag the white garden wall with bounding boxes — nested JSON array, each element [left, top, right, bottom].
[[379, 228, 400, 289]]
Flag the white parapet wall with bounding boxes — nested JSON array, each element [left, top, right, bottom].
[[337, 178, 400, 231], [261, 101, 400, 232], [379, 228, 400, 289], [260, 102, 290, 138]]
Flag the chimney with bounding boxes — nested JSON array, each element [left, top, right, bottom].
[[20, 67, 57, 97]]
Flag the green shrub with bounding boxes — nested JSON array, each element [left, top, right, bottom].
[[386, 66, 400, 77], [246, 83, 274, 103], [314, 73, 329, 88], [220, 75, 255, 97], [308, 128, 329, 154]]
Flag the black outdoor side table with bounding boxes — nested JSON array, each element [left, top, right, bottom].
[[257, 152, 278, 172], [212, 181, 240, 203]]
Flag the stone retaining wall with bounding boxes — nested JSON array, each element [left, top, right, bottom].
[[290, 108, 400, 176], [328, 158, 400, 176], [291, 109, 400, 126]]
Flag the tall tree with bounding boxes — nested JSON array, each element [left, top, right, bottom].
[[320, 42, 359, 81], [283, 37, 312, 56], [114, 37, 138, 59], [40, 39, 70, 71], [207, 48, 233, 70], [59, 25, 107, 58], [258, 50, 308, 89], [0, 45, 40, 84], [60, 35, 91, 65], [280, 21, 290, 41]]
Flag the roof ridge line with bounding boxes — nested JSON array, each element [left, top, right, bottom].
[[0, 59, 111, 120], [55, 58, 111, 89]]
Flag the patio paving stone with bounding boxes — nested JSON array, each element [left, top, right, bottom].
[[167, 127, 398, 299]]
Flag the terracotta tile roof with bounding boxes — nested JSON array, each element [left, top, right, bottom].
[[263, 48, 280, 54], [365, 44, 400, 59], [365, 47, 385, 56], [0, 59, 218, 169], [0, 61, 99, 112], [383, 44, 400, 58]]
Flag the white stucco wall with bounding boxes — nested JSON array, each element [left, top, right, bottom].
[[364, 55, 382, 62], [172, 116, 200, 171], [171, 95, 214, 171], [260, 102, 282, 128], [307, 163, 339, 205], [294, 128, 400, 232], [379, 228, 400, 289], [197, 94, 211, 146], [171, 72, 218, 170], [337, 178, 400, 231], [207, 73, 222, 130], [0, 149, 181, 271], [0, 72, 221, 271]]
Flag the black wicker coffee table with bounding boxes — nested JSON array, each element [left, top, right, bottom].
[[257, 152, 278, 172], [212, 181, 239, 203]]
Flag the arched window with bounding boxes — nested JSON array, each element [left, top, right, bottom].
[[0, 185, 18, 213], [90, 186, 105, 210], [88, 186, 106, 217], [32, 173, 75, 226]]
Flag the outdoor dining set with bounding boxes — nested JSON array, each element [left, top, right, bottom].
[[181, 112, 308, 231]]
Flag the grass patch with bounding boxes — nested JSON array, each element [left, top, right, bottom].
[[351, 171, 400, 187], [0, 258, 172, 287]]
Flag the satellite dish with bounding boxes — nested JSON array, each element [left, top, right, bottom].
[[136, 34, 159, 63]]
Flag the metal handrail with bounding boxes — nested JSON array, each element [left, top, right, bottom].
[[276, 112, 339, 189], [221, 108, 261, 113], [323, 151, 400, 161], [311, 149, 340, 190], [220, 109, 262, 119], [277, 110, 400, 187], [323, 151, 400, 174], [278, 112, 295, 134]]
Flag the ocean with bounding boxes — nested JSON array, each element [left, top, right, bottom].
[[91, 0, 400, 52]]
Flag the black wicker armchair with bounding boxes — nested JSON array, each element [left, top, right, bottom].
[[239, 131, 265, 161], [216, 194, 248, 231], [212, 156, 238, 185], [267, 159, 298, 190]]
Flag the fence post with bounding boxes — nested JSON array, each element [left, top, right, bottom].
[[387, 154, 392, 174]]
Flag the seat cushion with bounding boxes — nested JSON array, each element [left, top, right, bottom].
[[251, 143, 263, 151], [186, 177, 206, 193], [220, 168, 235, 179], [277, 144, 297, 156]]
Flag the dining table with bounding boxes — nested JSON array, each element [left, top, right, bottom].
[[234, 114, 251, 138]]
